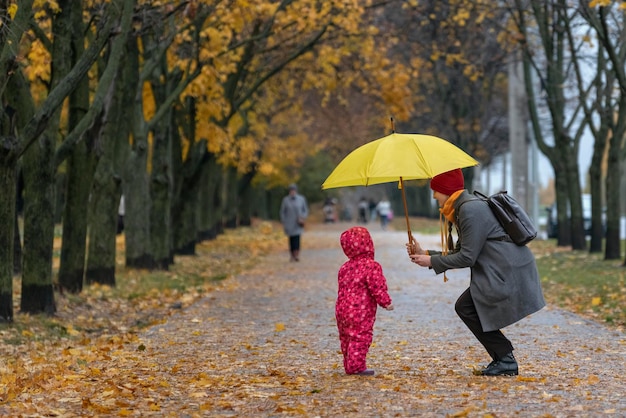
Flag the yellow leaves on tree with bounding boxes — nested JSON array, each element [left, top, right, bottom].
[[33, 0, 60, 17], [6, 4, 18, 20], [181, 0, 372, 184], [142, 81, 156, 122], [589, 0, 612, 7], [23, 40, 51, 102], [199, 26, 231, 57], [374, 64, 414, 122], [452, 8, 471, 26]]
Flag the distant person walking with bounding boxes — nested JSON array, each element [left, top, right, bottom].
[[358, 197, 369, 224], [336, 226, 394, 376], [407, 168, 545, 376], [117, 195, 125, 234], [376, 197, 392, 230], [368, 199, 377, 222], [323, 198, 337, 223], [280, 184, 309, 262]]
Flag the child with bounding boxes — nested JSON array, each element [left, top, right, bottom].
[[336, 226, 394, 376]]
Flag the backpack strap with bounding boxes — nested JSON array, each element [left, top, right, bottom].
[[473, 190, 489, 200], [455, 197, 480, 222], [454, 198, 481, 236]]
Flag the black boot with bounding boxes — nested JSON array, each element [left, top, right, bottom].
[[481, 353, 518, 376]]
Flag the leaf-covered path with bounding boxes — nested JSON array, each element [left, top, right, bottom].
[[135, 224, 626, 416], [5, 223, 626, 417]]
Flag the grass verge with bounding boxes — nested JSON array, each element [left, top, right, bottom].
[[530, 239, 625, 330], [1, 220, 285, 352]]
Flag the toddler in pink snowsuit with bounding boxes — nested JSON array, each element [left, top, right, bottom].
[[336, 226, 394, 376]]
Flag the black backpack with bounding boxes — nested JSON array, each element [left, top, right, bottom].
[[465, 191, 537, 246]]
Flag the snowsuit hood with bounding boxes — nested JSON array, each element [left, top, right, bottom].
[[340, 227, 374, 260]]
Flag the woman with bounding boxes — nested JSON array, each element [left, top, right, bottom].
[[280, 183, 309, 262], [407, 168, 545, 376]]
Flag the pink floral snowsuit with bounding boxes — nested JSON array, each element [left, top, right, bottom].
[[336, 227, 392, 374]]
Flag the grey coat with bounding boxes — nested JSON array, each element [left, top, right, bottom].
[[279, 193, 309, 237], [430, 191, 545, 332]]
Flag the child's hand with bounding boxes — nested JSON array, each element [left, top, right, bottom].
[[385, 303, 394, 311]]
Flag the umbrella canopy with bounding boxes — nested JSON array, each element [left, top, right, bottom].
[[322, 133, 478, 189], [321, 132, 479, 258]]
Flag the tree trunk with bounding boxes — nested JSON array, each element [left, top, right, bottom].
[[58, 0, 133, 288], [58, 3, 94, 293], [60, 133, 101, 290], [516, 1, 590, 250], [13, 166, 24, 276], [564, 145, 587, 251], [2, 41, 34, 321], [251, 183, 270, 220], [584, 42, 610, 254], [237, 172, 256, 226], [173, 139, 206, 255], [588, 132, 607, 254], [197, 154, 223, 241], [577, 0, 626, 262], [605, 134, 622, 260], [174, 185, 200, 255], [13, 207, 22, 275], [87, 173, 122, 286], [0, 163, 16, 321], [238, 186, 253, 226], [150, 120, 174, 270], [407, 184, 435, 218], [21, 0, 72, 313], [86, 68, 132, 286], [223, 167, 239, 229], [85, 2, 135, 282], [124, 36, 155, 269], [23, 0, 83, 311], [553, 162, 571, 246], [124, 138, 155, 268], [21, 132, 57, 314]]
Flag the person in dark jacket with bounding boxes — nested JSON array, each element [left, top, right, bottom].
[[407, 168, 545, 376]]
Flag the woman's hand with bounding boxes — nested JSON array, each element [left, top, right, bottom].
[[385, 303, 395, 311], [406, 240, 424, 256], [409, 253, 432, 267]]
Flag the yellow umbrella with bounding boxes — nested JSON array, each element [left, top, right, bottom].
[[322, 132, 479, 247]]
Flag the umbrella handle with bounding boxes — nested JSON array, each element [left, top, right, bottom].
[[407, 232, 418, 255], [400, 177, 417, 254]]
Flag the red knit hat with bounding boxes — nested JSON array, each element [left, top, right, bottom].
[[430, 168, 465, 195]]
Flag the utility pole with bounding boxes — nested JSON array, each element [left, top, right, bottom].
[[508, 50, 531, 213]]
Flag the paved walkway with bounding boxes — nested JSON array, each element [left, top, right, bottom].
[[139, 223, 625, 417]]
